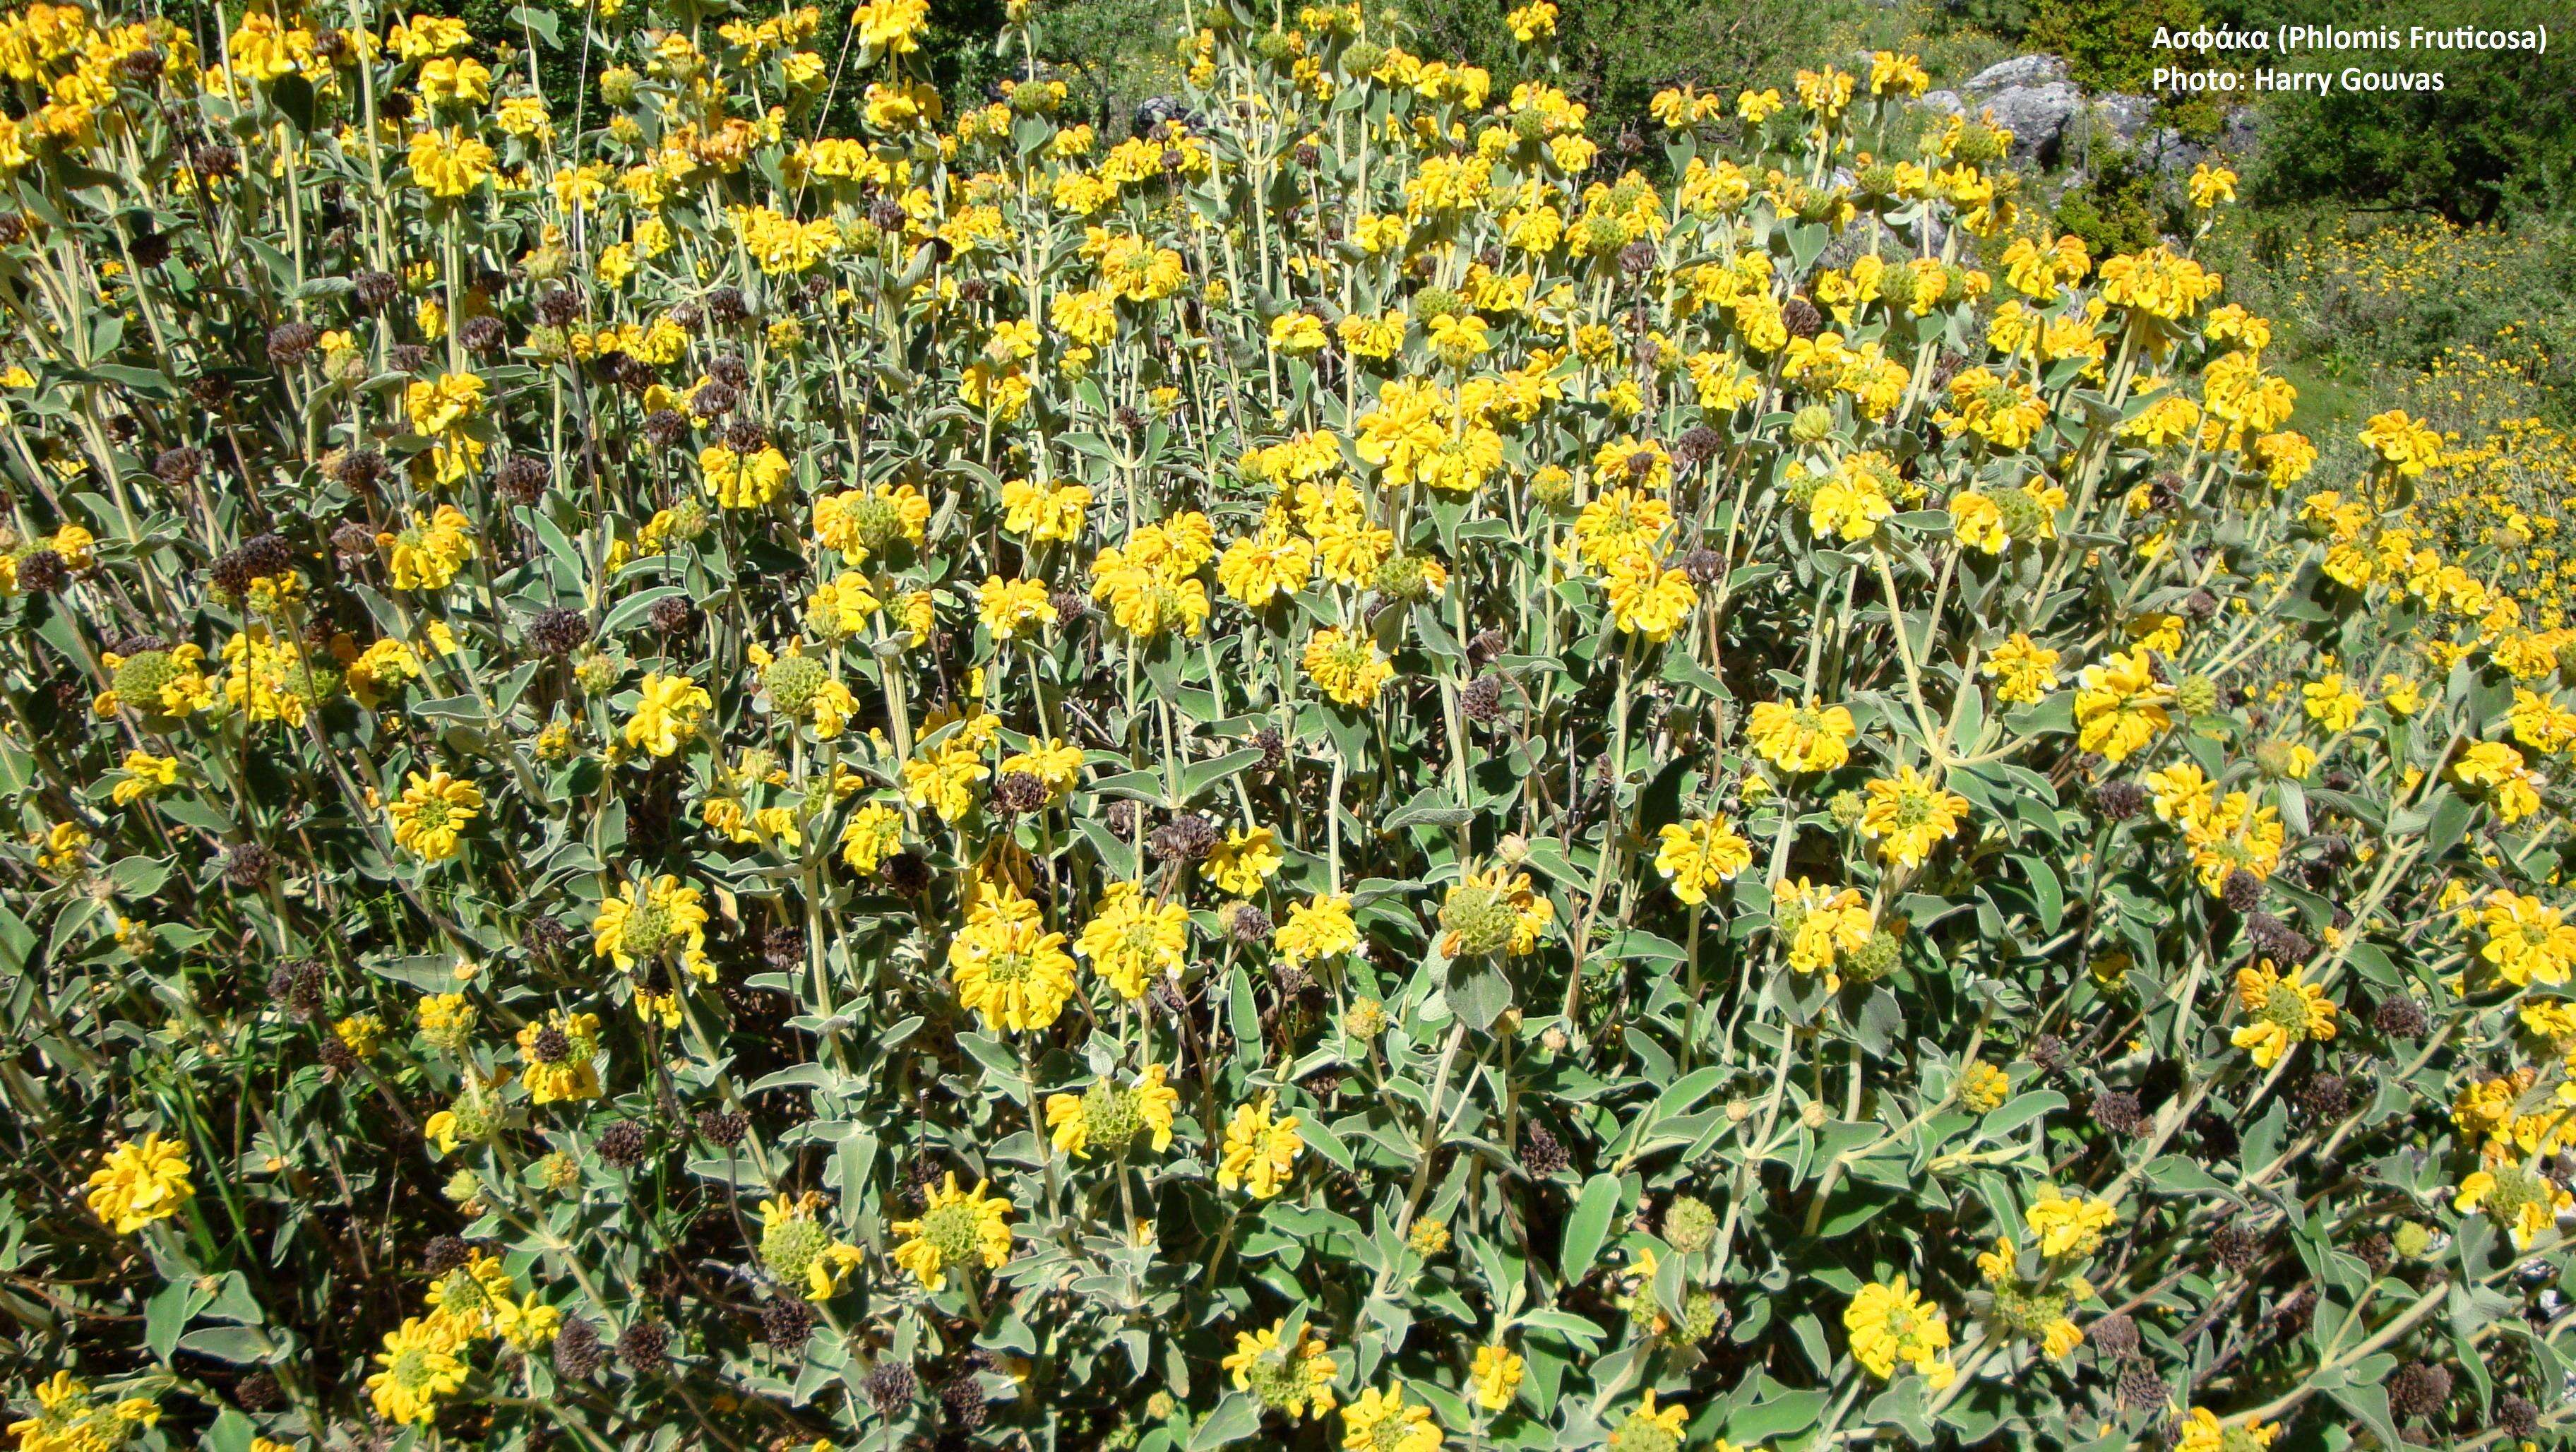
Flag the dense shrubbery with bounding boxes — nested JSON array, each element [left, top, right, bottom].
[[1, 3, 2573, 1451]]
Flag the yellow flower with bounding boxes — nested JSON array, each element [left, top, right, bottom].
[[1959, 1060, 2010, 1113], [335, 1013, 384, 1059], [417, 993, 477, 1053], [1653, 815, 1751, 905], [2230, 961, 2337, 1069], [85, 1132, 193, 1234], [624, 671, 712, 757], [1746, 698, 1856, 773], [1775, 876, 1874, 975], [1859, 766, 1972, 870], [999, 477, 1092, 542], [1203, 826, 1284, 895], [890, 1173, 1014, 1290], [1437, 869, 1553, 956], [758, 1193, 867, 1300], [419, 54, 491, 107], [2073, 648, 2171, 763], [1843, 1277, 1955, 1384], [1811, 460, 1894, 542], [1045, 1062, 1180, 1158], [407, 127, 496, 196], [699, 443, 793, 508], [2175, 1408, 2275, 1452], [1304, 626, 1395, 707], [2358, 409, 2444, 476], [109, 750, 180, 806], [1602, 550, 1695, 641], [979, 575, 1055, 641], [2455, 1163, 2575, 1249], [6, 1371, 162, 1452], [838, 800, 905, 874], [1571, 488, 1674, 570], [2023, 1185, 2116, 1258], [904, 738, 989, 821], [804, 572, 884, 638], [2188, 162, 2238, 209], [1218, 508, 1316, 606], [948, 888, 1078, 1032], [999, 737, 1083, 797], [1217, 1093, 1304, 1199], [514, 1011, 603, 1103], [2186, 792, 2284, 894], [813, 484, 932, 560], [2302, 673, 2366, 732], [591, 874, 713, 980], [381, 505, 477, 590], [1469, 1343, 1524, 1411], [1981, 633, 2061, 705], [1340, 1383, 1441, 1452], [2145, 762, 2216, 828], [2454, 739, 2544, 823], [2479, 892, 2576, 988], [367, 1316, 470, 1424], [1224, 1319, 1338, 1419], [422, 1248, 522, 1337], [1270, 311, 1327, 354], [388, 768, 483, 862], [1074, 881, 1189, 999], [1275, 893, 1359, 966]]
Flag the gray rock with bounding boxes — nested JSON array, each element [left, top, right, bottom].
[[1983, 81, 2082, 164], [2136, 126, 2207, 177], [1131, 95, 1205, 138], [1960, 54, 2068, 97], [1919, 89, 1964, 118], [2091, 93, 2157, 147]]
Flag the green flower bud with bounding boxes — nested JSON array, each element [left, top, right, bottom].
[[537, 1150, 580, 1194], [1664, 1286, 1722, 1345], [761, 1209, 833, 1289], [1080, 1081, 1145, 1154], [112, 650, 179, 707], [1993, 487, 2047, 541], [572, 648, 620, 695], [2176, 674, 2219, 716], [1370, 552, 1433, 602], [1663, 1195, 1717, 1254], [1441, 885, 1520, 958], [1790, 404, 1835, 444], [763, 652, 830, 717], [1847, 930, 1901, 981], [1609, 1405, 1682, 1452], [1344, 997, 1387, 1039], [919, 1197, 985, 1266]]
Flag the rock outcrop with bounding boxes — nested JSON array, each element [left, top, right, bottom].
[[1919, 54, 2250, 178]]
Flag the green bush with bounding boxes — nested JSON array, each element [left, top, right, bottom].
[[4, 4, 2576, 1452], [2217, 0, 2576, 222]]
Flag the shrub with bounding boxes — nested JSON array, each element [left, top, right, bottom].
[[2222, 0, 2576, 222], [0, 5, 2568, 1451]]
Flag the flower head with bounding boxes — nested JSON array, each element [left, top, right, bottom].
[[85, 1133, 193, 1234], [891, 1173, 1014, 1290]]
